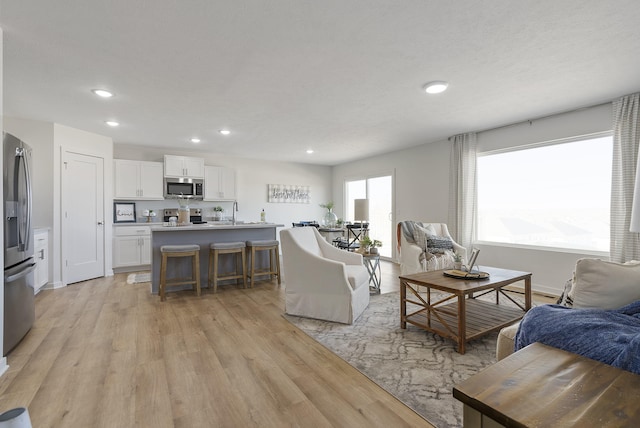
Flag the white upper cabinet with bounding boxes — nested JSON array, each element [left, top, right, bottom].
[[164, 155, 205, 178], [204, 166, 237, 200], [114, 160, 164, 200]]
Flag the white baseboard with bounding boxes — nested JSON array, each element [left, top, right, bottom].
[[0, 357, 8, 377], [41, 281, 65, 290]]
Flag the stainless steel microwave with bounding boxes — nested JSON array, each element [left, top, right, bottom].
[[164, 177, 204, 199]]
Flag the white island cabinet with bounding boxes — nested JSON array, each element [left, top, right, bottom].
[[149, 223, 284, 294], [204, 166, 236, 200], [164, 155, 204, 178], [113, 225, 151, 270], [114, 160, 164, 200]]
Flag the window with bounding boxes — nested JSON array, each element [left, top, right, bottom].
[[477, 134, 612, 252]]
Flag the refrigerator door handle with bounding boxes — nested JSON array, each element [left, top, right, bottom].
[[4, 262, 36, 283], [15, 148, 33, 252]]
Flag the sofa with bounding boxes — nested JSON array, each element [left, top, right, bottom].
[[280, 226, 370, 324], [396, 221, 467, 275], [497, 258, 640, 363]]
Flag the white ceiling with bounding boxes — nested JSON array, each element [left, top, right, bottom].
[[2, 1, 640, 166]]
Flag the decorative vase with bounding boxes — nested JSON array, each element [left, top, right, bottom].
[[454, 262, 462, 270], [178, 206, 190, 225], [369, 247, 378, 255], [322, 209, 338, 228]]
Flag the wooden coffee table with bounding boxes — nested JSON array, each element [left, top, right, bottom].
[[399, 266, 532, 354]]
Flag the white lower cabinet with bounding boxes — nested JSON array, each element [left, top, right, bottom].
[[113, 226, 151, 268], [34, 228, 49, 292]]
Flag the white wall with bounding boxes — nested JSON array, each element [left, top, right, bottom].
[[332, 103, 614, 296], [114, 145, 333, 228]]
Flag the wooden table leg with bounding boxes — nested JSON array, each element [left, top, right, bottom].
[[524, 275, 532, 310], [400, 278, 407, 329], [458, 293, 466, 354]]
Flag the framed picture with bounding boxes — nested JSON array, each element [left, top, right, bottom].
[[114, 202, 136, 223]]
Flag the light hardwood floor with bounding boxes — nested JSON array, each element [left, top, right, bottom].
[[0, 260, 435, 428]]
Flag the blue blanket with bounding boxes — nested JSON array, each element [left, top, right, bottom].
[[515, 300, 640, 374]]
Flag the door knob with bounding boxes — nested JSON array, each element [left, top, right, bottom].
[[97, 221, 104, 225]]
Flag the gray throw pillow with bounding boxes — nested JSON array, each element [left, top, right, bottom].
[[426, 234, 453, 254]]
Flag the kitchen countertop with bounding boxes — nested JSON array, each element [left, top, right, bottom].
[[150, 222, 284, 231]]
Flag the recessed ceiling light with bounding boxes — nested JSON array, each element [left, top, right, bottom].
[[105, 120, 119, 127], [424, 81, 449, 94], [219, 129, 231, 135], [92, 89, 114, 98], [306, 149, 314, 154], [190, 138, 201, 143]]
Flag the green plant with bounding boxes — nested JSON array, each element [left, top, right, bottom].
[[453, 253, 462, 263], [359, 235, 372, 249], [213, 206, 224, 212], [319, 201, 334, 211], [360, 236, 383, 248]]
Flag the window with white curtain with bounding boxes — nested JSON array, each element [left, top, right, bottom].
[[477, 133, 613, 252]]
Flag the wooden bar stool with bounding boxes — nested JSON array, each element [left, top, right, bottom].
[[159, 244, 201, 301], [208, 242, 247, 293], [246, 240, 281, 288]]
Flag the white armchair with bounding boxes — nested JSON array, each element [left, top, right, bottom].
[[280, 227, 370, 324], [397, 222, 467, 275]]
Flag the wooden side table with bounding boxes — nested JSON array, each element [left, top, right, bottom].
[[453, 342, 640, 427]]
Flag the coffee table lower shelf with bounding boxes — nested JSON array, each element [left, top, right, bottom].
[[404, 299, 524, 342]]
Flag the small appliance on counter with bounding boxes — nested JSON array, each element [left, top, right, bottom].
[[163, 208, 206, 224]]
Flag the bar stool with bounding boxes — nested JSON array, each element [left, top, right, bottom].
[[208, 242, 247, 293], [246, 240, 281, 288], [159, 244, 201, 301]]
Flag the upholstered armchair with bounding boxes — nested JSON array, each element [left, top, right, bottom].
[[280, 227, 370, 324], [397, 221, 467, 275]]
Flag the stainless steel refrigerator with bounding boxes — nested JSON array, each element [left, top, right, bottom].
[[3, 132, 35, 356]]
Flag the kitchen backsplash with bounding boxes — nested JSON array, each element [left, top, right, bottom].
[[114, 199, 239, 223]]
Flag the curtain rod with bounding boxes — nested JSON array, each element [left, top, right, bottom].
[[448, 101, 612, 141]]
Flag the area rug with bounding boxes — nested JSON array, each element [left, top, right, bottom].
[[126, 272, 151, 284], [284, 292, 503, 428]]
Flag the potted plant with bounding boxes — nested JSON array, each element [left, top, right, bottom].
[[369, 239, 383, 255], [213, 206, 224, 221], [359, 236, 382, 254], [453, 253, 463, 270]]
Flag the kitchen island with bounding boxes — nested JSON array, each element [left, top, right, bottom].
[[149, 222, 285, 294]]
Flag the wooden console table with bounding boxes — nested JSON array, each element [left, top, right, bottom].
[[399, 266, 531, 354], [454, 342, 640, 427]]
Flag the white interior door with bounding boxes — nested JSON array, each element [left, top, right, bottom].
[[63, 151, 105, 284]]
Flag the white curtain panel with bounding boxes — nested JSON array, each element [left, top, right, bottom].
[[611, 92, 640, 262], [448, 132, 477, 253]]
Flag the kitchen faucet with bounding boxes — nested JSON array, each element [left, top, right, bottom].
[[232, 200, 238, 225]]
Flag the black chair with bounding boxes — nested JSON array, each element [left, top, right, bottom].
[[337, 223, 368, 251]]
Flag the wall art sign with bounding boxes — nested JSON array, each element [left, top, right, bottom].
[[268, 184, 311, 204], [114, 202, 136, 223]]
